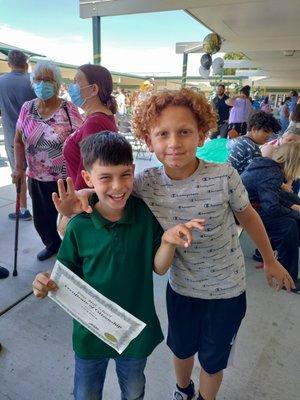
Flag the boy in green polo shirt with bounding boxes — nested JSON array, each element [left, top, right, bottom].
[[32, 131, 204, 400]]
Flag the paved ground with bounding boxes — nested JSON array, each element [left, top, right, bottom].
[[0, 143, 299, 400]]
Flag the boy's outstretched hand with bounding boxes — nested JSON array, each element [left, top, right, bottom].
[[32, 271, 58, 298], [154, 219, 205, 275], [264, 259, 295, 292], [162, 219, 205, 248], [52, 177, 94, 217]]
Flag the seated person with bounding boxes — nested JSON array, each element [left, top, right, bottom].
[[261, 124, 300, 158], [261, 124, 300, 195], [228, 111, 281, 175], [241, 143, 300, 293]]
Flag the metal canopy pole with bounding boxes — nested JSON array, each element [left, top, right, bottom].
[[181, 53, 188, 87], [92, 16, 101, 65]]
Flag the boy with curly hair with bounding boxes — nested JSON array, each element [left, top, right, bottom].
[[131, 89, 293, 400], [53, 89, 294, 400]]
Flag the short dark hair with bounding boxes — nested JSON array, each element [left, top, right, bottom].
[[247, 111, 281, 133], [217, 83, 225, 89], [263, 96, 269, 104], [80, 131, 133, 171], [290, 90, 298, 97], [8, 50, 27, 68]]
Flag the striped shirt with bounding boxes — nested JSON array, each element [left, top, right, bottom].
[[134, 161, 249, 299]]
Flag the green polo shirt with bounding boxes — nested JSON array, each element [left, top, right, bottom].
[[57, 195, 164, 359]]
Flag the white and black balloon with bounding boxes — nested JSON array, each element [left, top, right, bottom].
[[200, 53, 212, 69], [199, 65, 210, 78], [199, 33, 223, 78], [212, 57, 224, 75]]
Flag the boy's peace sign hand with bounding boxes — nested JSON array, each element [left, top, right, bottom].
[[162, 219, 205, 248], [52, 178, 94, 217]]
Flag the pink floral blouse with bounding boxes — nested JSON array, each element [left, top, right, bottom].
[[16, 99, 83, 181]]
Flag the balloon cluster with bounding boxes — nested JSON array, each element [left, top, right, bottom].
[[137, 79, 156, 104], [199, 33, 224, 78], [139, 78, 155, 92]]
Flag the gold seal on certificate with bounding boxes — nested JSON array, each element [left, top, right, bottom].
[[104, 333, 118, 343], [48, 261, 146, 354]]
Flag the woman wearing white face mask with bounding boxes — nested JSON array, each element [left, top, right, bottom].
[[12, 60, 83, 261], [64, 64, 118, 190]]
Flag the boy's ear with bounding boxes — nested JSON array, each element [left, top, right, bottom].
[[198, 132, 205, 147], [145, 134, 154, 152], [81, 170, 94, 188]]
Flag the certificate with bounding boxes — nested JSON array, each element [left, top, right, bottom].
[[48, 260, 146, 354]]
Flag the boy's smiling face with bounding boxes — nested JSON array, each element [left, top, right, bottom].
[[82, 163, 134, 220], [146, 105, 205, 179]]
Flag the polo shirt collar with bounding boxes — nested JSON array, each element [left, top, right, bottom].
[[89, 193, 135, 229]]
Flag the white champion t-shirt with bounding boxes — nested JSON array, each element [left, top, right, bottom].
[[134, 160, 250, 299]]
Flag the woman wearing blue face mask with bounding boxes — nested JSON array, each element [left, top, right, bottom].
[[12, 60, 83, 261], [63, 64, 118, 190]]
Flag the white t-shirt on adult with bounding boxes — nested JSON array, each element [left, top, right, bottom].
[[116, 93, 126, 115]]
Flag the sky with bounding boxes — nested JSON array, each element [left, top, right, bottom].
[[0, 0, 211, 76]]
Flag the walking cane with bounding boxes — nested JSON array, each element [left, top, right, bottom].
[[13, 178, 21, 277]]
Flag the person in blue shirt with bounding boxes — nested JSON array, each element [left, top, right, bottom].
[[0, 50, 35, 221], [228, 111, 281, 175], [288, 90, 298, 114]]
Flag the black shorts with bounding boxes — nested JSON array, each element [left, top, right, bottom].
[[166, 283, 246, 374]]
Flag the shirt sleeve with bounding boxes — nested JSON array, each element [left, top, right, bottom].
[[56, 221, 83, 278], [228, 139, 247, 174], [233, 98, 242, 108], [133, 171, 145, 199], [228, 139, 261, 175], [152, 215, 164, 254], [279, 189, 300, 207], [227, 166, 250, 212], [257, 179, 300, 219]]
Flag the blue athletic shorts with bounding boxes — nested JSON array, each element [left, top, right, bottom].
[[166, 283, 246, 374]]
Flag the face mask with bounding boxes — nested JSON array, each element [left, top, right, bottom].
[[32, 81, 55, 100], [68, 83, 92, 108]]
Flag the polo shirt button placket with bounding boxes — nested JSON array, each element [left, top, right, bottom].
[[112, 225, 119, 246]]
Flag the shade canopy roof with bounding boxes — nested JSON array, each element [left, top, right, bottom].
[[80, 0, 300, 88], [0, 42, 45, 59]]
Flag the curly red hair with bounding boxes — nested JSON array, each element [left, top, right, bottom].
[[132, 88, 217, 139]]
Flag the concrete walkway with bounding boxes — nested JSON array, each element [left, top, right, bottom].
[[0, 149, 299, 400]]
